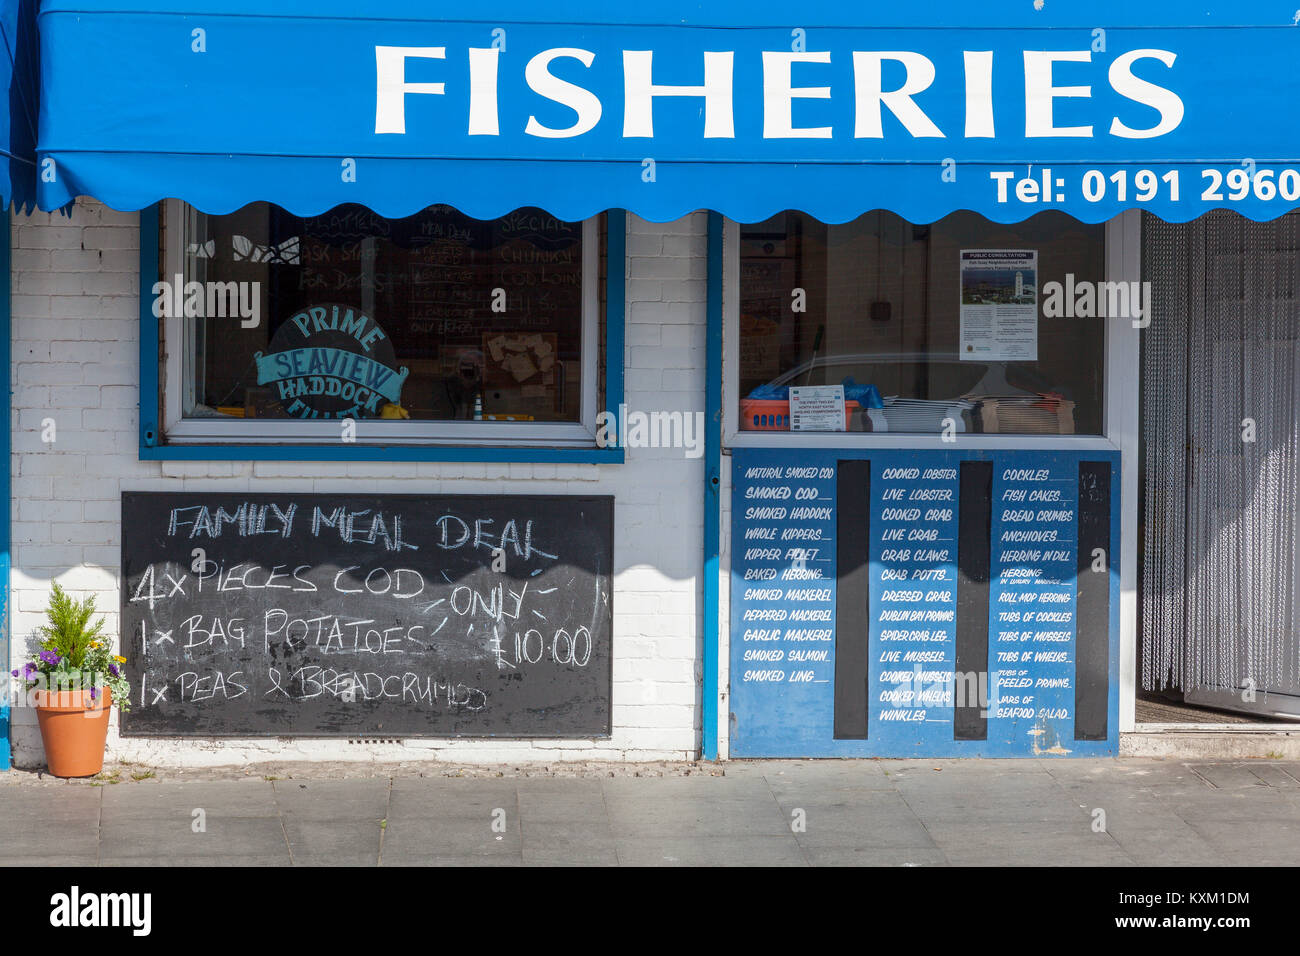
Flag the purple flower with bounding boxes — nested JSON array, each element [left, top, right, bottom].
[[38, 650, 61, 666], [109, 664, 120, 677], [9, 669, 16, 677], [89, 687, 98, 700], [23, 663, 37, 680]]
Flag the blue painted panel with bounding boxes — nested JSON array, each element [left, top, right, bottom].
[[38, 3, 1300, 223], [701, 211, 723, 760], [0, 206, 10, 770], [138, 203, 159, 450], [729, 446, 1120, 758], [0, 0, 40, 213]]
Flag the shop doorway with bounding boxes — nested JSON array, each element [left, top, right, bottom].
[[1139, 210, 1300, 722]]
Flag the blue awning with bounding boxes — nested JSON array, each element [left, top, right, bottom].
[[0, 0, 37, 212], [35, 2, 1300, 223]]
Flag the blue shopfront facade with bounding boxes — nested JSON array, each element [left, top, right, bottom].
[[0, 0, 39, 770], [33, 2, 1300, 225], [9, 2, 1300, 762]]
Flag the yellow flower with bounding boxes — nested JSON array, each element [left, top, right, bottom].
[[114, 655, 126, 664]]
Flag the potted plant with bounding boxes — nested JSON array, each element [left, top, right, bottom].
[[12, 583, 130, 777]]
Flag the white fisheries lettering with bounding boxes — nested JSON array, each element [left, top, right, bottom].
[[374, 45, 1184, 142]]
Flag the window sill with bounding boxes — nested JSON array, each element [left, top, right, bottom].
[[140, 442, 625, 464], [724, 431, 1118, 453]]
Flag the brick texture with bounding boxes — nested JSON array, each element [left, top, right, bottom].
[[7, 201, 707, 767]]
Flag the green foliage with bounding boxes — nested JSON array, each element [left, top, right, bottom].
[[14, 583, 130, 711], [38, 582, 105, 668]]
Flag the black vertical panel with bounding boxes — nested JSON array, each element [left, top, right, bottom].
[[1076, 461, 1111, 741], [834, 460, 871, 739], [955, 461, 993, 741]]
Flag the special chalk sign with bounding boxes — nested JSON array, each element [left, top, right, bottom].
[[120, 492, 613, 737]]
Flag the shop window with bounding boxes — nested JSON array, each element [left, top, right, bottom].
[[155, 201, 607, 448], [737, 210, 1106, 436]]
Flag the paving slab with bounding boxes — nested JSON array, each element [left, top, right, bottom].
[[892, 762, 1058, 780], [1161, 789, 1300, 824], [599, 782, 789, 838], [386, 778, 521, 816], [769, 790, 936, 849], [99, 815, 290, 861], [523, 847, 619, 866], [272, 779, 389, 866], [1246, 764, 1300, 789], [381, 827, 522, 863], [894, 796, 1086, 828], [101, 856, 293, 867], [520, 820, 619, 866], [734, 759, 895, 790], [799, 845, 950, 866], [280, 818, 382, 866], [1179, 819, 1300, 865], [935, 832, 1135, 866], [516, 779, 608, 823], [381, 852, 525, 867], [612, 836, 807, 866], [0, 786, 104, 861], [1040, 760, 1211, 788], [0, 856, 101, 866], [382, 782, 523, 863], [98, 780, 280, 821], [2, 758, 1299, 866], [1104, 829, 1229, 867], [1192, 763, 1280, 790], [0, 787, 102, 816]]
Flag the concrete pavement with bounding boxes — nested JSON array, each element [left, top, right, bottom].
[[2, 758, 1299, 866]]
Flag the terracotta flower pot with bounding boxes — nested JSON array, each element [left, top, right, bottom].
[[34, 687, 111, 778]]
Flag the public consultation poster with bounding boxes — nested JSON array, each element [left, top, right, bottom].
[[959, 250, 1038, 362]]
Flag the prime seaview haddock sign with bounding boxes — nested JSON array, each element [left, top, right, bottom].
[[36, 2, 1300, 223]]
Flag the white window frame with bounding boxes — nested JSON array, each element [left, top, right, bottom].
[[721, 210, 1143, 733], [159, 200, 602, 446], [723, 214, 1134, 454]]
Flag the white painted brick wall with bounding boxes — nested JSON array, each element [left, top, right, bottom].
[[7, 201, 707, 767]]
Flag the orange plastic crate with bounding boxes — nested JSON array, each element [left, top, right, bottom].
[[740, 398, 859, 431]]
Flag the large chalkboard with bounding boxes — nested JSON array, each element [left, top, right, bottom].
[[120, 493, 612, 737]]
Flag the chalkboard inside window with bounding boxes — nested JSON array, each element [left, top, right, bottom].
[[172, 202, 602, 426], [120, 492, 613, 737]]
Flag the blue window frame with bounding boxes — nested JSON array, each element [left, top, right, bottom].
[[1, 207, 10, 770], [138, 203, 625, 463]]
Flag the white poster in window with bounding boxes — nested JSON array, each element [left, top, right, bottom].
[[789, 385, 846, 432], [959, 250, 1038, 361]]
